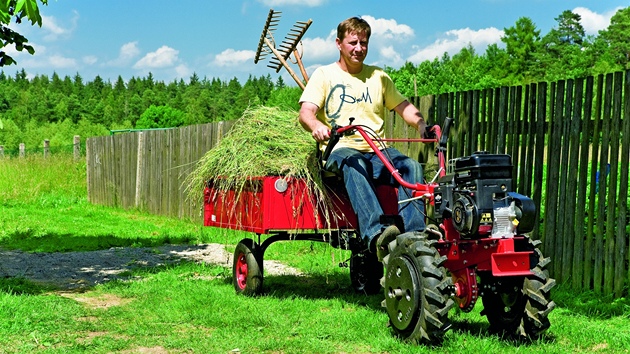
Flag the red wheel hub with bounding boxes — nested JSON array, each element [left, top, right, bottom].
[[236, 253, 248, 289], [452, 268, 478, 312]]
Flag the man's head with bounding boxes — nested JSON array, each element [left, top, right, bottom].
[[336, 17, 370, 72], [337, 17, 371, 41]]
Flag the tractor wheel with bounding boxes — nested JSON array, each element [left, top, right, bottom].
[[350, 250, 383, 295], [480, 239, 556, 339], [479, 275, 526, 335], [232, 238, 264, 296], [381, 232, 454, 344]]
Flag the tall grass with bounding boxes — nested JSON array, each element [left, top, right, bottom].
[[0, 153, 629, 353], [0, 154, 210, 252]]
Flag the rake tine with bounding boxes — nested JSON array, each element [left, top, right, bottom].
[[254, 9, 282, 63]]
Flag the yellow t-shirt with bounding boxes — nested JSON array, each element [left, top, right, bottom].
[[299, 63, 407, 152]]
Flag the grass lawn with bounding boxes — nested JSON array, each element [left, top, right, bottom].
[[0, 154, 628, 353]]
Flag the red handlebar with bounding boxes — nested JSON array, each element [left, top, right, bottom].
[[332, 124, 446, 191]]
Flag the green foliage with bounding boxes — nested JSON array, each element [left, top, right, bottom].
[[135, 104, 185, 129], [1, 6, 630, 149], [387, 7, 630, 95], [0, 72, 284, 150], [0, 0, 48, 66]]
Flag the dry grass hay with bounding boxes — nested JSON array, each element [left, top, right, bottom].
[[185, 106, 331, 226]]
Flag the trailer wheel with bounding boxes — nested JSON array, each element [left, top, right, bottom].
[[233, 238, 263, 296], [381, 232, 454, 344], [350, 251, 382, 295], [481, 239, 556, 339]]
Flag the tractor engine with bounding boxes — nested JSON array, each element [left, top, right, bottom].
[[434, 151, 536, 238]]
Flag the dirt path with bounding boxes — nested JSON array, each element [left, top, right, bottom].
[[0, 243, 301, 291]]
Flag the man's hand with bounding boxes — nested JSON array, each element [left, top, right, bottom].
[[312, 125, 331, 142], [417, 119, 428, 138], [299, 101, 330, 142], [423, 124, 436, 139]]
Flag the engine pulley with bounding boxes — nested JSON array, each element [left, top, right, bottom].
[[452, 194, 478, 236]]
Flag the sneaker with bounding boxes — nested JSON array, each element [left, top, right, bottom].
[[375, 225, 400, 262]]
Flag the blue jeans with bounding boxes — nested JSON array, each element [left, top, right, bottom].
[[325, 147, 425, 246]]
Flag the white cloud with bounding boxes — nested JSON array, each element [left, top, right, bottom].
[[19, 52, 77, 69], [301, 29, 337, 62], [49, 55, 77, 68], [359, 16, 414, 68], [120, 42, 141, 61], [379, 45, 403, 66], [362, 15, 414, 40], [573, 6, 623, 35], [41, 12, 78, 41], [82, 55, 98, 65], [256, 0, 327, 7], [106, 41, 141, 67], [175, 64, 192, 78], [212, 49, 256, 67], [407, 27, 503, 63], [134, 45, 180, 69]]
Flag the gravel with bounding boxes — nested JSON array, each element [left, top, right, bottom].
[[0, 243, 301, 291]]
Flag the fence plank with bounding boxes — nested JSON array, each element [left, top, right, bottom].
[[574, 76, 593, 290], [619, 70, 630, 296], [559, 79, 574, 283], [585, 74, 604, 290], [566, 78, 583, 286], [596, 73, 614, 293], [606, 71, 623, 295]]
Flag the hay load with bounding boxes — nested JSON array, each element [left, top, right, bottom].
[[185, 106, 329, 217]]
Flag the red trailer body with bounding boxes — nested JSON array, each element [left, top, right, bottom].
[[203, 176, 366, 234]]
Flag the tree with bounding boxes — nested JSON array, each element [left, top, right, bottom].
[[135, 105, 184, 129], [501, 17, 541, 82], [0, 0, 48, 66], [535, 10, 589, 81], [597, 7, 630, 70]]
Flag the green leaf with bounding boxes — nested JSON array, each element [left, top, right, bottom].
[[25, 0, 42, 26], [0, 1, 10, 23]]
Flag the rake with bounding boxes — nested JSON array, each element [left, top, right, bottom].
[[254, 9, 311, 90]]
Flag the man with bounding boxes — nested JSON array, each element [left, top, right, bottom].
[[299, 16, 430, 259]]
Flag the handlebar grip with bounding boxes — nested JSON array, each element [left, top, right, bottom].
[[439, 117, 454, 149], [322, 130, 340, 161]]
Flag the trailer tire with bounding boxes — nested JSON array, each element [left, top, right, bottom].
[[233, 238, 263, 296], [381, 232, 454, 344]]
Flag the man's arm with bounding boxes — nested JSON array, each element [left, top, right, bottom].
[[299, 102, 330, 142], [394, 100, 427, 137]]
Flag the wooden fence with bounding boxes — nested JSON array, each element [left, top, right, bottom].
[[87, 70, 630, 297], [86, 121, 234, 220]]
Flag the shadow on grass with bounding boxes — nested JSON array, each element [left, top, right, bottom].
[[0, 242, 231, 292], [0, 277, 55, 295], [448, 316, 557, 346], [263, 272, 384, 310], [0, 231, 203, 253]]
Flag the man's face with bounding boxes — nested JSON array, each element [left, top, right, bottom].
[[336, 31, 369, 65]]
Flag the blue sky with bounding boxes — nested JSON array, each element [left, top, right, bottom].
[[4, 0, 627, 85]]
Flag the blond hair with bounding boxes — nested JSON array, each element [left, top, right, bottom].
[[337, 17, 371, 41]]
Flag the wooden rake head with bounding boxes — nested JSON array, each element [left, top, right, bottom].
[[254, 8, 311, 90]]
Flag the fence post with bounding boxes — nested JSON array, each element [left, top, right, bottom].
[[43, 139, 50, 158], [135, 131, 144, 208], [74, 135, 81, 161], [19, 143, 25, 158], [0, 145, 3, 158]]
